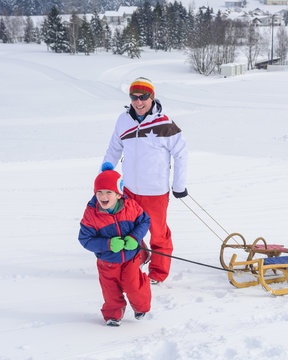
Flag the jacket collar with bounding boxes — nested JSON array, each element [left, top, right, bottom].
[[97, 197, 125, 214]]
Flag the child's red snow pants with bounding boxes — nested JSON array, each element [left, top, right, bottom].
[[124, 187, 173, 282], [97, 254, 151, 322]]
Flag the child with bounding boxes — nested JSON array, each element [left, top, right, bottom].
[[78, 162, 151, 326]]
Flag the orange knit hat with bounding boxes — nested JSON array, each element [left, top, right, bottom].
[[129, 77, 154, 100]]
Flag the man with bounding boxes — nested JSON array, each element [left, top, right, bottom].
[[102, 77, 188, 284]]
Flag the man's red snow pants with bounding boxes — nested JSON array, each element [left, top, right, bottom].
[[97, 254, 151, 322], [124, 187, 173, 282]]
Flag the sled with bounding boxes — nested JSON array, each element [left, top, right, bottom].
[[228, 254, 288, 295], [219, 232, 288, 270], [179, 196, 288, 294]]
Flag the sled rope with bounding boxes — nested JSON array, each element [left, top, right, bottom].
[[180, 195, 241, 246], [139, 246, 234, 273]]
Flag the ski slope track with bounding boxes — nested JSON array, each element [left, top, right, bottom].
[[0, 43, 288, 360]]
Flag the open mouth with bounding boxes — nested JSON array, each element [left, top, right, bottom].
[[101, 200, 109, 206]]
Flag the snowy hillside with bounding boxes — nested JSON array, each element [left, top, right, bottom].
[[180, 0, 288, 12], [1, 43, 288, 360]]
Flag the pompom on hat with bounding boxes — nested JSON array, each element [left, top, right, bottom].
[[94, 162, 124, 195], [129, 77, 154, 100]]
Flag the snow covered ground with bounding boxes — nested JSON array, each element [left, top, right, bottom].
[[1, 43, 288, 360], [181, 0, 288, 13]]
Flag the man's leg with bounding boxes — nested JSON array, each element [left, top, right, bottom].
[[124, 188, 172, 282]]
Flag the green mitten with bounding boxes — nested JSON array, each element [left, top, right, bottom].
[[110, 236, 125, 253], [124, 236, 138, 250]]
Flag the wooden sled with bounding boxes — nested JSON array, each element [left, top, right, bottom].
[[220, 232, 288, 271], [228, 254, 288, 295]]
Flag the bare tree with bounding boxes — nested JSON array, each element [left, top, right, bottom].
[[213, 18, 238, 72], [4, 15, 24, 42], [275, 26, 288, 64], [187, 45, 218, 75], [244, 24, 264, 70], [187, 7, 218, 75], [68, 13, 81, 54]]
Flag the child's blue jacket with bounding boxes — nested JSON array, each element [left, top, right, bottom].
[[78, 195, 150, 263]]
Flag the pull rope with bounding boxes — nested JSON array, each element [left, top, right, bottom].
[[139, 246, 234, 273], [180, 195, 241, 246]]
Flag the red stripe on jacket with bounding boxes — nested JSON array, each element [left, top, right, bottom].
[[120, 115, 169, 139]]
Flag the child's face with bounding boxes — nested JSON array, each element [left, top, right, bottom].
[[96, 190, 121, 210]]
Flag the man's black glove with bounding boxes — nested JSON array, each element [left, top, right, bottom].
[[172, 188, 188, 199]]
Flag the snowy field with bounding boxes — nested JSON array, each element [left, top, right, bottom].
[[1, 43, 288, 360]]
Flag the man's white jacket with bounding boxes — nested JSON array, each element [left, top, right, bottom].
[[103, 100, 188, 196]]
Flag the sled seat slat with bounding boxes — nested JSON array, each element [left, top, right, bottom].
[[264, 256, 288, 265], [254, 245, 288, 253]]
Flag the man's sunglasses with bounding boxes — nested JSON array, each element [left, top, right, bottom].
[[130, 93, 151, 101]]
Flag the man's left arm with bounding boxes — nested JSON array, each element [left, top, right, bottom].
[[168, 126, 188, 198]]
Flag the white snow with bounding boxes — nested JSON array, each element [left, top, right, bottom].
[[1, 43, 288, 360]]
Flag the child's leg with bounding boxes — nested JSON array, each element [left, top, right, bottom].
[[97, 260, 127, 321], [121, 255, 151, 314]]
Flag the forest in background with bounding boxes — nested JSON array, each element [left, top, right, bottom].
[[1, 1, 288, 74]]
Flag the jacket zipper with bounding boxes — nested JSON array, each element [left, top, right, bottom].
[[113, 214, 125, 263], [134, 125, 140, 194]]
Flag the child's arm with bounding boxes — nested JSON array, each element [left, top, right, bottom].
[[78, 222, 110, 253]]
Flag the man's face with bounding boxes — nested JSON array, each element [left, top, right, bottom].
[[96, 190, 121, 210], [130, 92, 153, 117]]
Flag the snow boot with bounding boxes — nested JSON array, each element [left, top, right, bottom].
[[134, 312, 146, 320], [106, 319, 121, 327]]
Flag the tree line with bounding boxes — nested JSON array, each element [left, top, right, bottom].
[[0, 0, 147, 16], [1, 1, 288, 74]]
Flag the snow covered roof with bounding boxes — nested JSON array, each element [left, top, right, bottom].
[[104, 11, 120, 17], [117, 6, 138, 16], [103, 6, 138, 20]]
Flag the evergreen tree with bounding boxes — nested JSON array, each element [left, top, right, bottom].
[[0, 0, 13, 15], [185, 8, 195, 47], [122, 23, 141, 58], [24, 16, 34, 42], [166, 2, 188, 50], [130, 10, 143, 46], [112, 28, 124, 55], [284, 11, 288, 26], [13, 0, 41, 16], [78, 15, 95, 55], [103, 23, 111, 52], [42, 0, 63, 15], [132, 0, 153, 47], [0, 17, 9, 42], [90, 10, 104, 48], [44, 6, 69, 53], [151, 2, 168, 50], [41, 17, 49, 47], [34, 26, 41, 43]]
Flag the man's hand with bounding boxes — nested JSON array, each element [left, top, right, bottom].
[[172, 188, 188, 199]]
